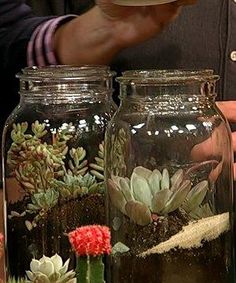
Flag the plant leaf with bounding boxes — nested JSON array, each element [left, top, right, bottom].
[[108, 179, 127, 214], [151, 188, 172, 214], [119, 178, 134, 202], [161, 180, 191, 214], [148, 170, 161, 196], [170, 169, 184, 192], [133, 166, 152, 180], [161, 169, 170, 190], [182, 180, 208, 213], [131, 172, 152, 208], [125, 200, 152, 226], [112, 242, 130, 255]]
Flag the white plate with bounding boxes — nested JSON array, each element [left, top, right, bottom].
[[112, 0, 177, 6]]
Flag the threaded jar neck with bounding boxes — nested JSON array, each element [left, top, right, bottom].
[[16, 65, 116, 103], [117, 69, 220, 102]]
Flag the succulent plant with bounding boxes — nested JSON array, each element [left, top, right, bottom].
[[68, 225, 111, 283], [90, 142, 104, 180], [7, 121, 105, 230], [68, 147, 88, 176], [15, 161, 55, 194], [26, 254, 76, 283], [8, 277, 26, 283], [109, 129, 128, 176], [7, 121, 73, 193], [25, 189, 59, 229], [108, 166, 209, 226], [188, 203, 213, 220], [52, 173, 103, 199]]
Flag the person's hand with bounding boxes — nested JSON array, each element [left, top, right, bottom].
[[217, 101, 236, 178], [190, 101, 236, 181], [96, 0, 197, 47], [54, 0, 197, 65]]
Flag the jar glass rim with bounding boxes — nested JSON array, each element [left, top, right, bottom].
[[116, 69, 220, 85], [16, 65, 116, 81]]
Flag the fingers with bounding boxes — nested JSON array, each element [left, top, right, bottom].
[[232, 132, 236, 151], [175, 0, 197, 6], [190, 137, 212, 161], [209, 160, 223, 183], [216, 101, 236, 180], [234, 163, 236, 180], [216, 101, 236, 123]]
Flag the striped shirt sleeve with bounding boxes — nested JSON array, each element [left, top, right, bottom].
[[27, 15, 77, 67]]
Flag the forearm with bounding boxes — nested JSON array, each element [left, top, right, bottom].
[[54, 3, 182, 65], [0, 0, 52, 72], [53, 0, 197, 66]]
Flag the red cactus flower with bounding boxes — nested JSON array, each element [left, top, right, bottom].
[[68, 225, 111, 256]]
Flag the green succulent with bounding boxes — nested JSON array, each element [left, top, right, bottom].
[[53, 173, 103, 199], [8, 277, 26, 283], [15, 160, 55, 194], [90, 142, 104, 180], [68, 147, 88, 176], [7, 121, 106, 231], [7, 121, 74, 194], [109, 129, 128, 176], [27, 189, 59, 214], [188, 203, 213, 219], [108, 166, 209, 226], [25, 189, 59, 229]]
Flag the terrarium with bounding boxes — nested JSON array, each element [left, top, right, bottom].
[[105, 70, 235, 283], [2, 65, 115, 281]]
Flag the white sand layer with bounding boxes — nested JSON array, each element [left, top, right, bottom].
[[140, 212, 230, 257]]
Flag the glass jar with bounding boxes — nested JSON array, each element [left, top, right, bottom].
[[2, 65, 115, 281], [105, 70, 235, 283]]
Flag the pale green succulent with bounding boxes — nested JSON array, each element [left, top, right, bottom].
[[52, 173, 103, 199], [7, 121, 105, 230], [90, 142, 104, 180], [25, 189, 59, 229], [27, 189, 59, 214], [26, 254, 76, 283], [108, 166, 209, 226], [8, 277, 26, 283], [109, 129, 128, 176], [68, 147, 88, 176], [7, 121, 73, 194], [15, 161, 55, 194]]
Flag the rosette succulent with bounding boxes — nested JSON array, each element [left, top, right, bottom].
[[108, 166, 209, 226], [26, 254, 76, 283]]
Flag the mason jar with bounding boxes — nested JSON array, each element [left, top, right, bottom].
[[2, 65, 115, 281], [105, 70, 235, 283]]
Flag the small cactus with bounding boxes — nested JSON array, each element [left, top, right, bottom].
[[68, 225, 111, 283]]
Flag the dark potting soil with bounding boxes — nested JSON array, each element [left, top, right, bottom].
[[109, 209, 230, 283], [121, 208, 191, 254], [7, 193, 105, 277], [110, 238, 228, 283]]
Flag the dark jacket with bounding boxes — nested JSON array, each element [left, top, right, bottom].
[[0, 0, 52, 128], [0, 0, 235, 128]]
